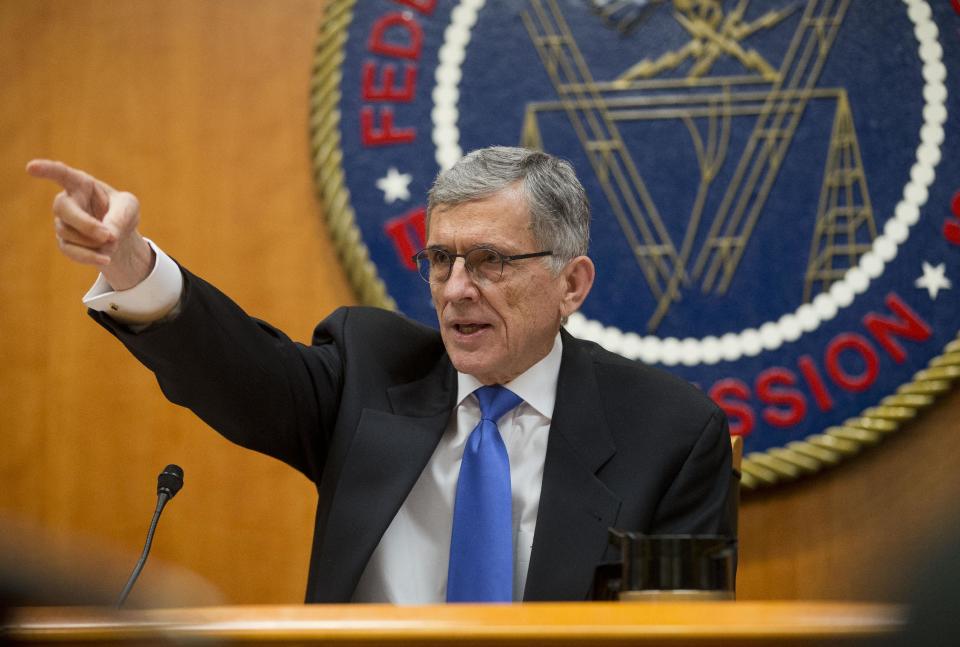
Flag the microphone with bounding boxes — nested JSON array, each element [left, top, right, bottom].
[[156, 464, 184, 501], [116, 464, 184, 608]]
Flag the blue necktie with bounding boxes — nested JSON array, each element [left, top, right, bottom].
[[446, 385, 522, 602]]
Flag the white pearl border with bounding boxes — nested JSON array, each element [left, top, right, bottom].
[[432, 0, 945, 366]]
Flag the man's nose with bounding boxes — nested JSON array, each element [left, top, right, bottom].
[[442, 258, 480, 301]]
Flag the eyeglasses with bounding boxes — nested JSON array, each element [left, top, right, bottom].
[[412, 247, 553, 284]]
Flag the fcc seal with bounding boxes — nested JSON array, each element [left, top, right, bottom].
[[311, 0, 960, 489]]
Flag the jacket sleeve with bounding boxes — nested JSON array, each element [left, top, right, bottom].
[[89, 265, 348, 483], [649, 408, 736, 540]]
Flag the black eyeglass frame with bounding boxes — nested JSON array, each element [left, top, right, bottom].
[[411, 247, 554, 284]]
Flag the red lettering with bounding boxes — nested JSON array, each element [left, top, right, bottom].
[[709, 379, 755, 437], [361, 107, 416, 147], [825, 333, 879, 392], [863, 292, 932, 363], [369, 12, 423, 60], [943, 189, 960, 245], [797, 355, 834, 412], [395, 0, 436, 14], [756, 368, 806, 428], [384, 207, 426, 270], [362, 61, 417, 102]]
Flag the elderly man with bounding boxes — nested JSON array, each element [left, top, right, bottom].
[[27, 147, 733, 604]]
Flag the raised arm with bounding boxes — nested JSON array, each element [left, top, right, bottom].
[[26, 159, 153, 290], [26, 158, 343, 479]]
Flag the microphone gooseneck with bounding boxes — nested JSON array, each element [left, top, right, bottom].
[[116, 464, 184, 608]]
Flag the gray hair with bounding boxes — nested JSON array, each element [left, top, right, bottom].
[[426, 146, 590, 270]]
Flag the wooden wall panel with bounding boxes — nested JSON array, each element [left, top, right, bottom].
[[1, 0, 344, 604], [1, 0, 958, 605], [738, 386, 960, 601]]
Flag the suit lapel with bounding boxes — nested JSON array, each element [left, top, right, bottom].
[[523, 331, 622, 601], [311, 357, 457, 602]]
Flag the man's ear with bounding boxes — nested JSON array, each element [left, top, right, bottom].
[[559, 256, 595, 319]]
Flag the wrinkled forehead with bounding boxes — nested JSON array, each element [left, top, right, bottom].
[[427, 183, 528, 231], [426, 187, 533, 244]]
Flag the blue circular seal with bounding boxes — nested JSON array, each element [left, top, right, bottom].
[[311, 0, 960, 488]]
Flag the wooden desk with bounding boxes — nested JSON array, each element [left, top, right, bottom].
[[5, 601, 904, 646]]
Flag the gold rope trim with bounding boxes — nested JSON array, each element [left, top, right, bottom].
[[739, 331, 960, 490], [309, 0, 397, 310], [308, 4, 960, 492]]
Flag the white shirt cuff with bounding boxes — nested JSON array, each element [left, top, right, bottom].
[[83, 239, 183, 325]]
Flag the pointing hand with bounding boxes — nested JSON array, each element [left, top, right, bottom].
[[27, 160, 154, 290]]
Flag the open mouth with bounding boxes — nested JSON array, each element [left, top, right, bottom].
[[454, 323, 491, 335]]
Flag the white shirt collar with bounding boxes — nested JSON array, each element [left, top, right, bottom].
[[455, 333, 563, 420]]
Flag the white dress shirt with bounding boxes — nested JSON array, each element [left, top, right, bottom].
[[352, 335, 559, 604], [83, 239, 182, 324], [83, 242, 560, 604]]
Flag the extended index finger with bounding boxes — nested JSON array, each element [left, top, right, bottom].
[[25, 159, 97, 195]]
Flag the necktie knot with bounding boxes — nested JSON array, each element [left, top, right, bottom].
[[475, 385, 523, 424]]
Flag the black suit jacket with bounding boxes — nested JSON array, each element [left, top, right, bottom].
[[93, 268, 733, 602]]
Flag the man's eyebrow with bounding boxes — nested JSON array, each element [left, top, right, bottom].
[[425, 243, 506, 252], [467, 243, 509, 252]]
